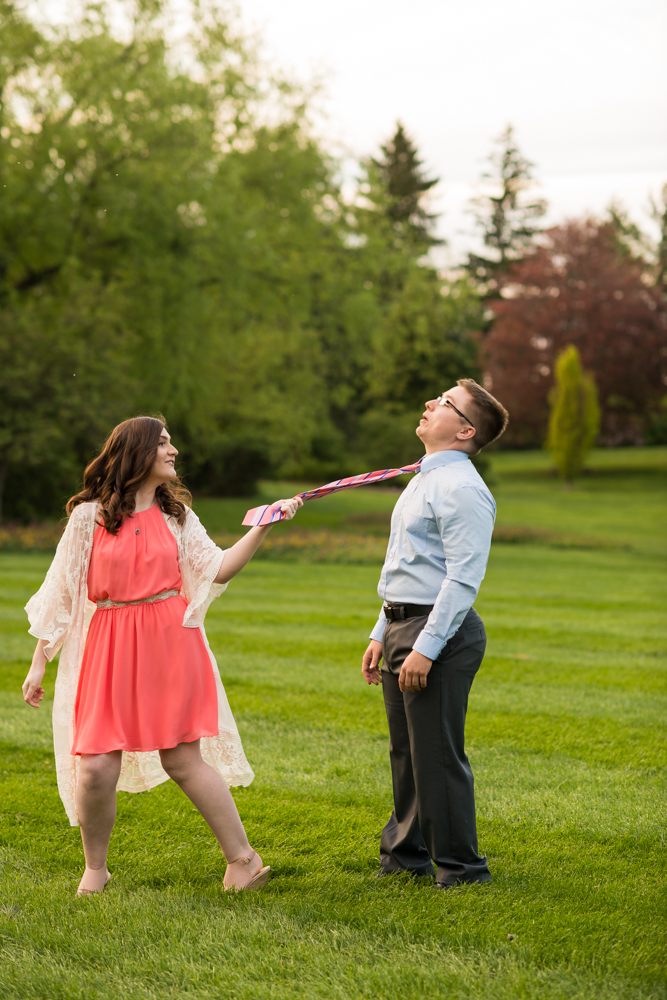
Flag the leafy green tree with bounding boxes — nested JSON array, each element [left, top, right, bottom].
[[0, 279, 138, 520], [0, 0, 333, 511], [0, 1, 486, 516], [467, 125, 547, 292], [547, 345, 600, 483]]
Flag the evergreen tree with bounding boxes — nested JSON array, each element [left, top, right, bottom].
[[467, 125, 547, 289], [607, 200, 655, 268], [650, 183, 667, 293], [369, 122, 440, 250], [344, 124, 481, 471], [547, 345, 600, 484]]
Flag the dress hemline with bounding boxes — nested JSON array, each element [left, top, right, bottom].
[[71, 726, 220, 756]]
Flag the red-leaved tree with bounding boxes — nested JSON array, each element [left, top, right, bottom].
[[484, 219, 667, 446]]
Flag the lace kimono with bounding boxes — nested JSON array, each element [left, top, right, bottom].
[[25, 501, 254, 825]]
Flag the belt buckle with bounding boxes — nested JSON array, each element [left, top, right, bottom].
[[384, 604, 405, 621]]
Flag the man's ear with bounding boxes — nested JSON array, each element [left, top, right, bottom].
[[455, 425, 476, 441]]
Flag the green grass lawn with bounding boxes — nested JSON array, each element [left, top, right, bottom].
[[0, 450, 665, 998]]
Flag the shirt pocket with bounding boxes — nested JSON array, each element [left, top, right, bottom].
[[403, 513, 430, 555]]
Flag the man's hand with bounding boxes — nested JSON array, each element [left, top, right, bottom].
[[399, 650, 433, 693], [362, 640, 384, 685]]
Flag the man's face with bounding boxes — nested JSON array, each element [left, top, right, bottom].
[[416, 386, 476, 451]]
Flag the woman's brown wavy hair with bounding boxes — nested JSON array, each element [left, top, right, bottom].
[[67, 415, 191, 534]]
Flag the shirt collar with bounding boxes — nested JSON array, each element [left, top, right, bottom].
[[420, 450, 470, 474]]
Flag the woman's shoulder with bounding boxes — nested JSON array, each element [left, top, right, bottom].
[[159, 503, 198, 533], [70, 499, 99, 514], [180, 506, 205, 538], [67, 500, 100, 523], [176, 504, 198, 523]]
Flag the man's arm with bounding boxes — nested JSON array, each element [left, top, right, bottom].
[[411, 579, 478, 660], [415, 483, 495, 658], [362, 639, 383, 685], [399, 484, 494, 693], [361, 609, 387, 684]]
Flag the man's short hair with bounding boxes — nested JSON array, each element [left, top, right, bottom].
[[457, 379, 509, 453]]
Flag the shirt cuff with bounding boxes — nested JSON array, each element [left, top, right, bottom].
[[370, 613, 387, 643], [412, 629, 445, 661]]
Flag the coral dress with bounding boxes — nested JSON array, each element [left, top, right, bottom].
[[72, 503, 219, 754]]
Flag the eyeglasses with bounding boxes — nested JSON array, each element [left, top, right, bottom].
[[437, 395, 475, 429]]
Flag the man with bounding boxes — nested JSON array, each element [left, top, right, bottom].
[[362, 378, 508, 889]]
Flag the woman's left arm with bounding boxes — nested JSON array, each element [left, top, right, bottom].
[[214, 497, 303, 585], [22, 639, 49, 707]]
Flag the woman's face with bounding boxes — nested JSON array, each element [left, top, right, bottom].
[[151, 428, 179, 484]]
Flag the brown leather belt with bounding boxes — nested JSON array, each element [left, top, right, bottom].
[[383, 603, 434, 622]]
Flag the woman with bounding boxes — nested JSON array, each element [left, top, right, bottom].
[[22, 415, 302, 895]]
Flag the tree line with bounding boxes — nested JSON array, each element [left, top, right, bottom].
[[1, 0, 666, 521]]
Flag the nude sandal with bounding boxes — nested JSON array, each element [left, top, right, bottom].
[[77, 866, 112, 896], [223, 850, 270, 892]]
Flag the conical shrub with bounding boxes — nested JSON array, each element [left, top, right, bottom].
[[547, 345, 600, 482]]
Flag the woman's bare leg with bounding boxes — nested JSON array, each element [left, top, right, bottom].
[[159, 740, 264, 887], [76, 750, 123, 891]]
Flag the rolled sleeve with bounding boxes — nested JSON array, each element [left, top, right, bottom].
[[412, 629, 444, 660], [370, 609, 387, 643], [413, 580, 477, 659]]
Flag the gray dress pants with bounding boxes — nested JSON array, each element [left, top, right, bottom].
[[380, 607, 491, 886]]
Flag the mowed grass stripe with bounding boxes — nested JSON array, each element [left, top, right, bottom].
[[0, 450, 665, 998]]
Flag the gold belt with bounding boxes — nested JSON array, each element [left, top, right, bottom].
[[96, 588, 180, 610]]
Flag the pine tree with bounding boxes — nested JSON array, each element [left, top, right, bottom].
[[467, 125, 547, 287], [650, 183, 667, 293], [547, 345, 600, 484], [607, 200, 654, 266], [370, 122, 440, 249]]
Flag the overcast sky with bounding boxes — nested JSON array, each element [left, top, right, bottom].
[[237, 0, 667, 261], [33, 0, 667, 261]]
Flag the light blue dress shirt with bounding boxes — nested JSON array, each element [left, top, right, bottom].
[[370, 449, 496, 661]]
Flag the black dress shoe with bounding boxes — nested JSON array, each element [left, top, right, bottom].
[[435, 874, 491, 890], [377, 867, 433, 879]]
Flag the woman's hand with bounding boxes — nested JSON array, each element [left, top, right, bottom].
[[214, 496, 304, 585], [275, 496, 303, 521], [23, 641, 48, 707]]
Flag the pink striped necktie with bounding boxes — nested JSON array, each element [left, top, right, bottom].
[[242, 460, 423, 526]]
